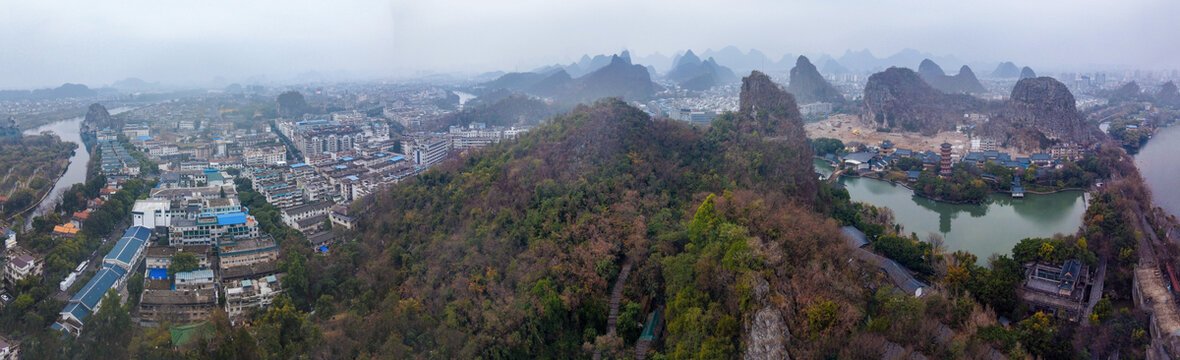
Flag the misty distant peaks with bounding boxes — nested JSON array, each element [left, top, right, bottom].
[[820, 59, 848, 74], [701, 46, 772, 73], [668, 53, 738, 91], [0, 83, 97, 101], [837, 48, 962, 74], [916, 59, 985, 94], [1020, 67, 1037, 80], [991, 62, 1021, 78], [787, 56, 844, 104], [675, 50, 702, 68], [482, 51, 657, 103]]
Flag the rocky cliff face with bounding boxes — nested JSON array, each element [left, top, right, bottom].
[[786, 56, 845, 104], [1019, 67, 1037, 80], [740, 71, 808, 139], [1157, 81, 1180, 108], [991, 62, 1021, 78], [734, 71, 816, 198], [983, 77, 1098, 151], [83, 103, 116, 130], [917, 59, 986, 94], [863, 67, 989, 135]]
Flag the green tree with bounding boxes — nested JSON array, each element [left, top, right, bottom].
[[79, 290, 131, 358], [169, 252, 199, 276], [126, 273, 145, 307]]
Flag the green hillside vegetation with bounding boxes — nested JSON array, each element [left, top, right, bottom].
[[302, 73, 873, 358], [0, 134, 76, 216], [437, 93, 555, 129]]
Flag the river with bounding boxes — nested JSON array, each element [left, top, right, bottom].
[[816, 159, 1087, 259], [23, 107, 133, 228], [454, 91, 477, 109], [1136, 125, 1180, 218]]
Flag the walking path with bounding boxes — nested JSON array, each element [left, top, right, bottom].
[[592, 255, 634, 360]]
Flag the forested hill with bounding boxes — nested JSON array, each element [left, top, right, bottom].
[[316, 73, 863, 358]]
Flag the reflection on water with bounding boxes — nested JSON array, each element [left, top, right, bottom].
[[815, 159, 1086, 258]]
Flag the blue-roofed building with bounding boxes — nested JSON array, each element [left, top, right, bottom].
[[55, 266, 129, 334], [217, 212, 248, 226], [962, 152, 984, 164], [907, 170, 921, 182], [1030, 153, 1052, 166], [104, 226, 151, 272], [171, 212, 259, 246], [148, 268, 169, 280], [894, 148, 913, 157]]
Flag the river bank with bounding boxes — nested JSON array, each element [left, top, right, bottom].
[[22, 107, 134, 228]]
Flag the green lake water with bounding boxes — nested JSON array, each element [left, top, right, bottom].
[[815, 159, 1087, 259]]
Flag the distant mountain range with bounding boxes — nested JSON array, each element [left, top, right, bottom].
[[482, 53, 658, 103], [0, 83, 96, 101], [862, 65, 1098, 150], [917, 59, 986, 94], [786, 56, 844, 104], [665, 50, 738, 91]]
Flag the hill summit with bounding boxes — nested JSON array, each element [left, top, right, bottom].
[[786, 56, 845, 104], [917, 59, 986, 94]]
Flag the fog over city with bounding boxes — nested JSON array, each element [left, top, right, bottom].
[[2, 0, 1177, 88]]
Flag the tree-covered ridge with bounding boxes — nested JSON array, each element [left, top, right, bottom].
[[436, 92, 555, 128], [312, 70, 839, 357]]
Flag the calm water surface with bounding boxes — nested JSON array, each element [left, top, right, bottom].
[[1136, 125, 1180, 218], [815, 159, 1087, 258]]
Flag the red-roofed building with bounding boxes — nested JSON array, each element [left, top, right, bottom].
[[99, 187, 118, 200], [70, 210, 91, 227]]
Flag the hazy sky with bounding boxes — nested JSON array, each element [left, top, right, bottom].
[[2, 0, 1176, 89]]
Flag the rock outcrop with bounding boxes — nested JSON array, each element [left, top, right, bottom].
[[83, 103, 116, 130], [786, 56, 845, 104], [983, 77, 1097, 151], [1019, 66, 1037, 80], [740, 71, 809, 140], [991, 62, 1021, 78], [863, 67, 989, 135], [917, 59, 986, 94]]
